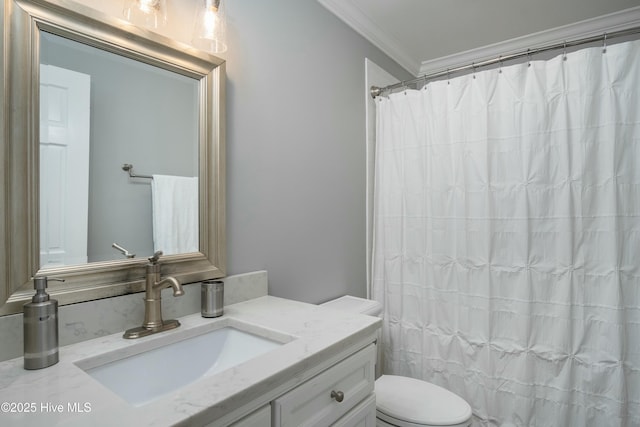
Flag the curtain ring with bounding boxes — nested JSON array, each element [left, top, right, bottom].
[[422, 74, 428, 90], [602, 32, 607, 54], [527, 49, 531, 67], [447, 68, 450, 85], [498, 56, 503, 74], [563, 41, 567, 61], [472, 62, 476, 79]]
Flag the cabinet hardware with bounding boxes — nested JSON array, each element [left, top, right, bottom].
[[331, 390, 344, 403]]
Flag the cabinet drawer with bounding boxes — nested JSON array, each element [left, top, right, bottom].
[[273, 344, 376, 427], [333, 394, 376, 427]]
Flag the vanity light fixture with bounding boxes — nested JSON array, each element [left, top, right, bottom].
[[192, 0, 228, 54], [123, 0, 167, 30]]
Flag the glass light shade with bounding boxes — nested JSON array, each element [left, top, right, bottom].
[[123, 0, 167, 30], [192, 0, 227, 54]]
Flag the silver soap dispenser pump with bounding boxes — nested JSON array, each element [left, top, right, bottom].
[[23, 277, 62, 370]]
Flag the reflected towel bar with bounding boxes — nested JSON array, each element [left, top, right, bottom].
[[122, 163, 153, 179]]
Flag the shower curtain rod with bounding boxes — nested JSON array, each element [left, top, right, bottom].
[[370, 26, 640, 98]]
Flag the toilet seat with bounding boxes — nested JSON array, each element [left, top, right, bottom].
[[375, 375, 472, 426], [376, 413, 471, 427]]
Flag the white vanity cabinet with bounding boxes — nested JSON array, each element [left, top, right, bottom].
[[272, 344, 376, 426], [213, 343, 377, 427]]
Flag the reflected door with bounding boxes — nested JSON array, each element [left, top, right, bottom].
[[39, 64, 91, 267]]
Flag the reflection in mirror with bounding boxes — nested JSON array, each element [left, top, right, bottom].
[[39, 32, 199, 268]]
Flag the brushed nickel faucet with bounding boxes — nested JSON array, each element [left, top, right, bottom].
[[123, 251, 184, 339]]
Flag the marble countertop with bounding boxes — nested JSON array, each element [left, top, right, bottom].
[[0, 296, 380, 427]]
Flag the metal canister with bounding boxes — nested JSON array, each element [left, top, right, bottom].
[[201, 280, 224, 318]]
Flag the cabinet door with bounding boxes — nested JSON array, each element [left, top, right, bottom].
[[333, 394, 376, 427], [273, 344, 375, 427]]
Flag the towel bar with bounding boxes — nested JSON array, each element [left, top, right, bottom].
[[122, 163, 153, 179]]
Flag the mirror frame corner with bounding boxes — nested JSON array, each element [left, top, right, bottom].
[[1, 0, 226, 316]]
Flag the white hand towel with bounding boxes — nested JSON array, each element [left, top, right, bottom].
[[151, 175, 198, 255]]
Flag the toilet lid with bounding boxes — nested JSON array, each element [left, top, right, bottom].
[[375, 375, 472, 426], [320, 295, 383, 316]]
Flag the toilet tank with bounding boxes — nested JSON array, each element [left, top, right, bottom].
[[320, 295, 383, 317], [320, 295, 383, 378]]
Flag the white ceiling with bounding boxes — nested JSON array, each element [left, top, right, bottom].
[[318, 0, 640, 75]]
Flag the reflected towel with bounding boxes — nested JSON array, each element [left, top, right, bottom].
[[151, 175, 198, 255]]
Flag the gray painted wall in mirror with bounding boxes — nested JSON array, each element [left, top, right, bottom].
[[40, 33, 198, 263]]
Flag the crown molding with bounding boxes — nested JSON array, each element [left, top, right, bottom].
[[419, 6, 640, 76], [317, 0, 421, 76]]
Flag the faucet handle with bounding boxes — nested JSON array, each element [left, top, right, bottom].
[[148, 251, 163, 264]]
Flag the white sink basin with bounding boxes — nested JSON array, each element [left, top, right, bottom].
[[76, 323, 287, 406]]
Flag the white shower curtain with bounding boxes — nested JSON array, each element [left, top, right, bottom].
[[372, 39, 640, 426]]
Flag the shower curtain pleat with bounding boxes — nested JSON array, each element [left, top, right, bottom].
[[372, 39, 640, 426]]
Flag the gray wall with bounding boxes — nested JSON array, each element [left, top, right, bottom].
[[64, 0, 412, 304], [222, 0, 411, 303]]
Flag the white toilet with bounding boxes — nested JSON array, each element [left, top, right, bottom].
[[321, 296, 473, 427]]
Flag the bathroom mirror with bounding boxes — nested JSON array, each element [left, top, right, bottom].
[[39, 32, 200, 267], [0, 0, 226, 315]]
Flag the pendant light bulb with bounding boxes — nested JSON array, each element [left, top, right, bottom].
[[192, 0, 227, 54], [123, 0, 167, 30]]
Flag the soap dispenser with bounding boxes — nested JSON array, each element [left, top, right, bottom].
[[23, 277, 61, 370]]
